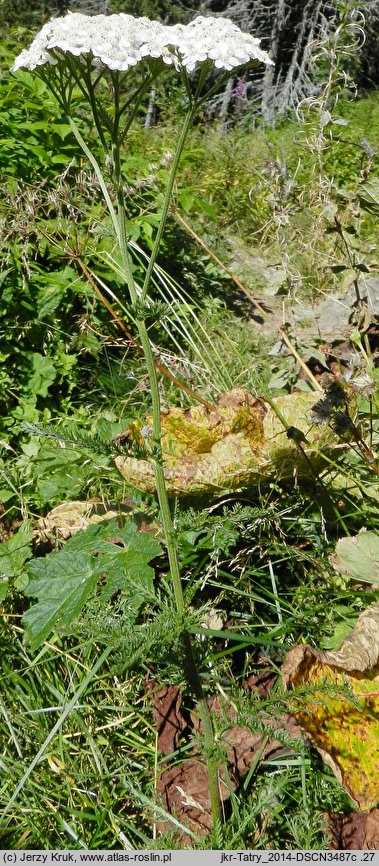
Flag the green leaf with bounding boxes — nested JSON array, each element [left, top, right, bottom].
[[22, 519, 162, 648], [36, 471, 86, 505], [0, 488, 17, 504], [67, 520, 161, 605], [0, 580, 9, 601], [51, 153, 72, 164], [31, 445, 92, 505], [14, 573, 29, 592], [333, 531, 379, 585], [50, 123, 73, 141], [0, 523, 33, 583], [23, 551, 97, 649], [101, 531, 161, 605], [268, 368, 291, 389], [358, 179, 379, 215], [12, 72, 47, 96], [36, 265, 77, 319], [179, 190, 195, 214], [27, 353, 56, 398], [195, 197, 217, 221], [320, 618, 358, 650], [64, 518, 124, 555]]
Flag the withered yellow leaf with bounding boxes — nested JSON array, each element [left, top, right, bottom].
[[282, 603, 379, 810], [116, 388, 341, 496]]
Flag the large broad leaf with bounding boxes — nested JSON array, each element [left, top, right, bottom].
[[333, 531, 379, 585], [282, 602, 379, 810], [116, 388, 342, 496], [0, 523, 33, 601], [22, 518, 162, 650], [23, 551, 96, 649]]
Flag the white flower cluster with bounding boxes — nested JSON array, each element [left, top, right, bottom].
[[175, 16, 272, 73], [12, 12, 272, 75]]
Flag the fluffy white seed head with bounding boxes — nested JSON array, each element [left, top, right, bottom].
[[12, 11, 272, 75]]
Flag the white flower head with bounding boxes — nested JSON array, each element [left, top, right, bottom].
[[176, 16, 272, 73], [12, 11, 272, 75]]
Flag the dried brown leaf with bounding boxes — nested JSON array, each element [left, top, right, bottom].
[[157, 760, 214, 837], [325, 809, 379, 850], [152, 690, 302, 837], [149, 684, 187, 756], [37, 499, 158, 542]]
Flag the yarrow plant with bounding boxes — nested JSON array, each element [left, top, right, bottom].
[[11, 11, 271, 837]]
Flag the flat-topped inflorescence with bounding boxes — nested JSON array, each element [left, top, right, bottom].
[[12, 11, 272, 75]]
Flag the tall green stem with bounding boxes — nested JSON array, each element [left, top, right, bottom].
[[110, 101, 222, 835], [136, 319, 222, 834]]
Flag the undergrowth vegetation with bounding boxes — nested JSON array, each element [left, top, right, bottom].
[[1, 10, 379, 852]]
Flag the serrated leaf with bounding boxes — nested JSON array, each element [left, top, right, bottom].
[[32, 446, 92, 505], [65, 518, 123, 555], [22, 518, 162, 648], [14, 572, 29, 592], [23, 551, 96, 649], [333, 531, 379, 585], [66, 518, 161, 558], [76, 521, 160, 605]]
